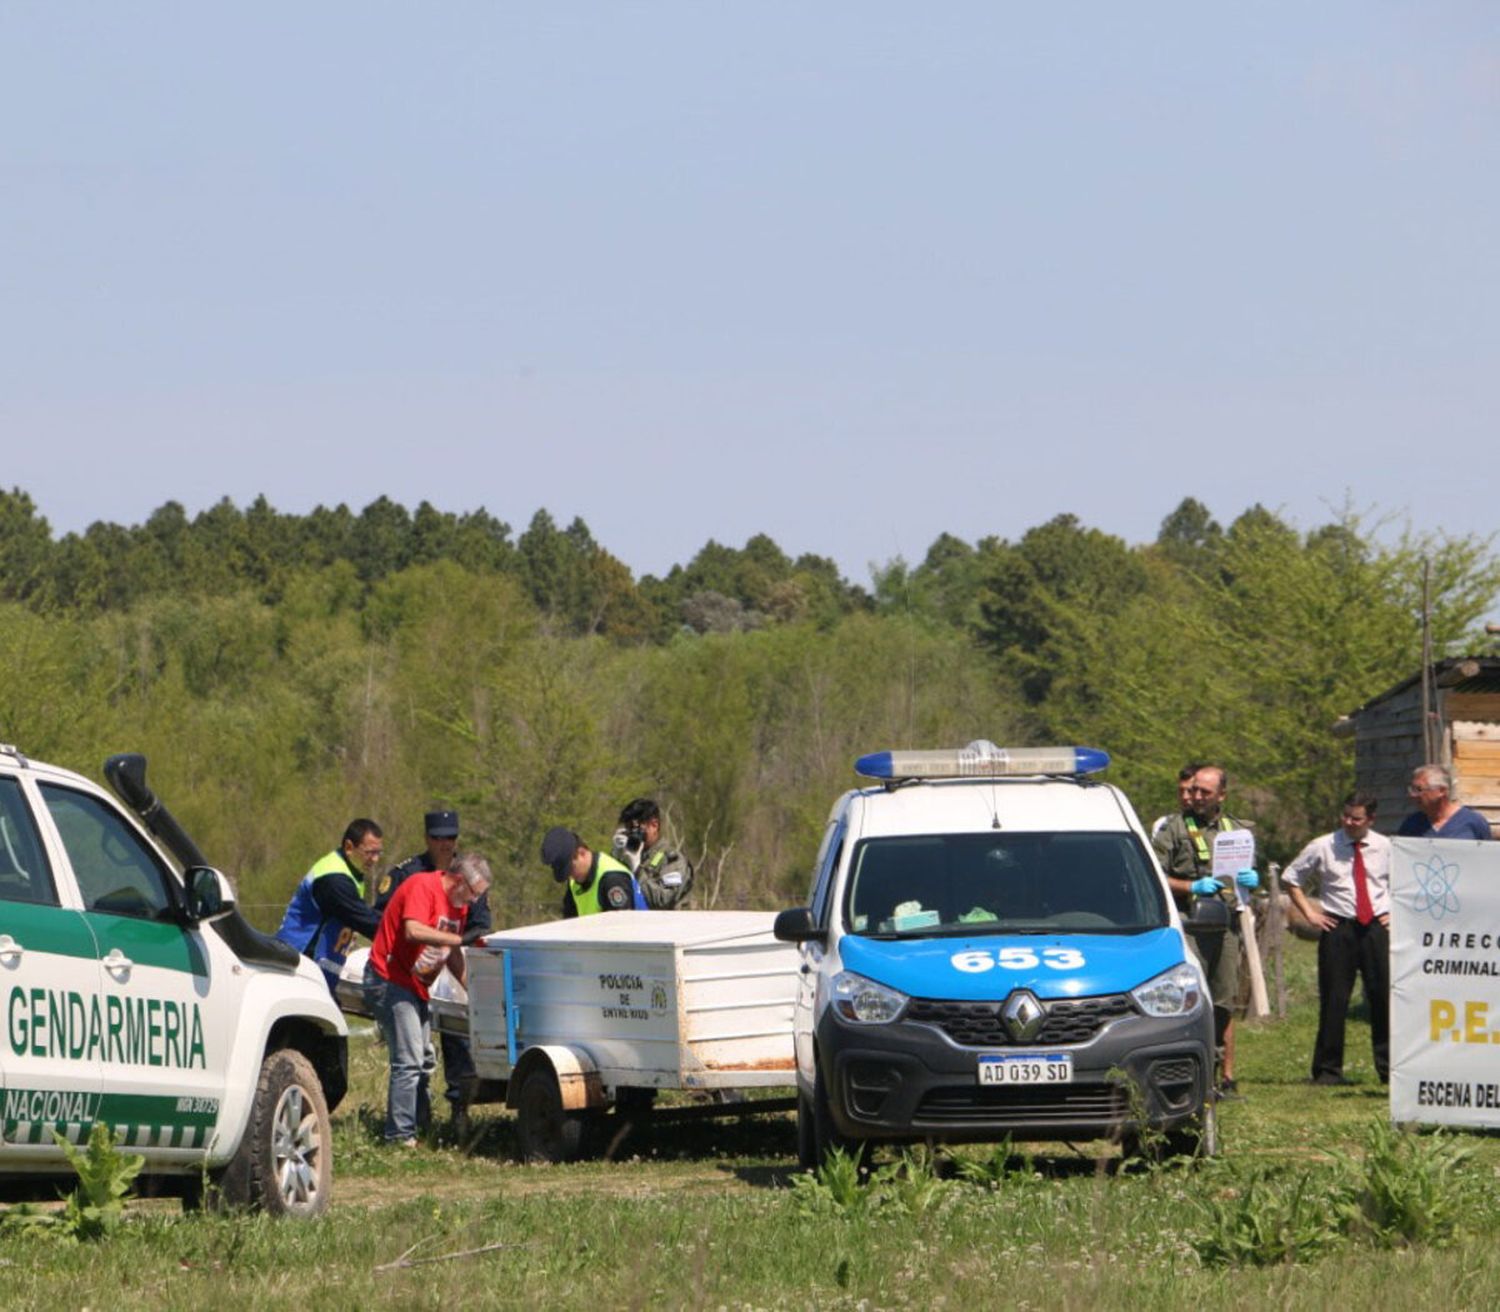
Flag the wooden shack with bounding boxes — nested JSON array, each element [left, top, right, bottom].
[[1334, 657, 1500, 837]]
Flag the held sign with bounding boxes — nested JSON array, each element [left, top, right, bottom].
[[1212, 829, 1270, 1018], [1391, 837, 1500, 1126]]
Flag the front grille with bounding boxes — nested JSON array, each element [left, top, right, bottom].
[[915, 1083, 1130, 1127], [906, 994, 1136, 1047]]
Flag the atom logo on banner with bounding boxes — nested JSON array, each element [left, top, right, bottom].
[[1413, 855, 1462, 921]]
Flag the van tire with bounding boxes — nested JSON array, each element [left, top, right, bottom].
[[796, 1089, 818, 1171], [1161, 1100, 1218, 1160], [214, 1048, 331, 1217], [811, 1060, 868, 1170]]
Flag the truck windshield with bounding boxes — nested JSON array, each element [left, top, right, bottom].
[[842, 831, 1168, 937]]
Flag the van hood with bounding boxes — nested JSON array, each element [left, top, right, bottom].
[[836, 926, 1187, 1001]]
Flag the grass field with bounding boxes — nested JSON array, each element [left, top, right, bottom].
[[4, 937, 1499, 1310]]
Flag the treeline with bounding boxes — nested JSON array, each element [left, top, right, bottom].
[[0, 488, 1493, 925], [0, 489, 866, 639]]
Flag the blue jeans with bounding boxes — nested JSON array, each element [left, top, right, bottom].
[[363, 962, 435, 1142]]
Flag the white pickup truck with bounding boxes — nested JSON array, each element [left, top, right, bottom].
[[0, 746, 348, 1217]]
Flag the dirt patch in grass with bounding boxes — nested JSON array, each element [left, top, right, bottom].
[[336, 1157, 755, 1210]]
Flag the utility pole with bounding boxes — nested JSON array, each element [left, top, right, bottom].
[[1421, 559, 1437, 763]]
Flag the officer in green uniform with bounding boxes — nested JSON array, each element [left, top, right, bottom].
[[1152, 764, 1258, 1095], [613, 798, 694, 909]]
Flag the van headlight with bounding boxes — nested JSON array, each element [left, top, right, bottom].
[[831, 971, 908, 1023], [1131, 963, 1205, 1017]]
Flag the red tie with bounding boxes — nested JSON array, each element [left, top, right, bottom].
[[1352, 840, 1374, 926]]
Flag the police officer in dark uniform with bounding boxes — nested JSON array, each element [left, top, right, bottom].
[[374, 809, 489, 1134], [542, 826, 646, 917], [612, 798, 694, 909]]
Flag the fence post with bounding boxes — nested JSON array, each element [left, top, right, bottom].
[[1268, 861, 1287, 1020]]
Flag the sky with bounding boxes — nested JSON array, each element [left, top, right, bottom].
[[2, 3, 1497, 585]]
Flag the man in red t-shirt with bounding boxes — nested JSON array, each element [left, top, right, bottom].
[[362, 851, 492, 1145]]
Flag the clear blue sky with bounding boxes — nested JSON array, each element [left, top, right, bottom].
[[3, 4, 1496, 583]]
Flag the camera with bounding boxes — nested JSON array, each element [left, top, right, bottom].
[[611, 825, 646, 871]]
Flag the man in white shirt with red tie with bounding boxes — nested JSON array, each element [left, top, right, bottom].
[[1283, 792, 1391, 1086]]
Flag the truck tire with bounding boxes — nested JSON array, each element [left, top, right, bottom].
[[213, 1048, 332, 1217], [515, 1066, 589, 1164]]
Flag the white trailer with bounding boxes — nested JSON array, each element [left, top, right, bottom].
[[344, 911, 800, 1162]]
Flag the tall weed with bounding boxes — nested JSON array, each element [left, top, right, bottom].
[[1193, 1164, 1342, 1267], [1335, 1121, 1472, 1249], [0, 1124, 144, 1243], [788, 1147, 951, 1218]]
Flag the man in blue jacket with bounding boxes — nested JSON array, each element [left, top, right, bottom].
[[275, 818, 385, 993]]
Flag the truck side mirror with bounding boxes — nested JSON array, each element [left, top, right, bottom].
[[773, 907, 824, 944], [184, 866, 237, 923]]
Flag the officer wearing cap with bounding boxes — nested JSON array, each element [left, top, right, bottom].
[[542, 826, 646, 917], [376, 809, 489, 1133], [612, 798, 695, 909]]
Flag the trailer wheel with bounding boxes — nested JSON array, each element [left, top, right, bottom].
[[515, 1066, 590, 1164], [212, 1048, 331, 1217]]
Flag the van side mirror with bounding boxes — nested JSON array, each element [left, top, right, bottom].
[[184, 866, 236, 923], [773, 907, 824, 944]]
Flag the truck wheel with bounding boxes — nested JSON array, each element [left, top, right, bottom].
[[215, 1048, 331, 1217], [515, 1066, 588, 1164], [812, 1060, 868, 1170]]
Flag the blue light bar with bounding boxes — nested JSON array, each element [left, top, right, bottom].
[[854, 741, 1111, 781]]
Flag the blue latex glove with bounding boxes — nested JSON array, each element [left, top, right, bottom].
[[1190, 876, 1222, 896], [1236, 868, 1260, 890]]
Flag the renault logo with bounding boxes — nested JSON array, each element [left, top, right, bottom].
[[1002, 990, 1045, 1042]]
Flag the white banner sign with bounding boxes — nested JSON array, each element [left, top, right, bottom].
[[1391, 837, 1500, 1126]]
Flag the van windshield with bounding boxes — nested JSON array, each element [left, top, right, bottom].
[[842, 831, 1168, 937]]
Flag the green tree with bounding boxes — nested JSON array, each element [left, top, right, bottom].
[[0, 488, 54, 605], [975, 515, 1149, 706], [1155, 496, 1224, 573]]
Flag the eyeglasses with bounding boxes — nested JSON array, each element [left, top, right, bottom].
[[1408, 784, 1442, 796]]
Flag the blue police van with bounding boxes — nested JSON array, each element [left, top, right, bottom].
[[774, 742, 1215, 1165]]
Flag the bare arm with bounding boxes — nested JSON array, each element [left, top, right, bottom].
[[1167, 874, 1198, 901], [403, 918, 463, 949]]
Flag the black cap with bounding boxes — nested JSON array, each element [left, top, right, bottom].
[[617, 797, 658, 827], [541, 826, 581, 883], [425, 810, 459, 838]]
